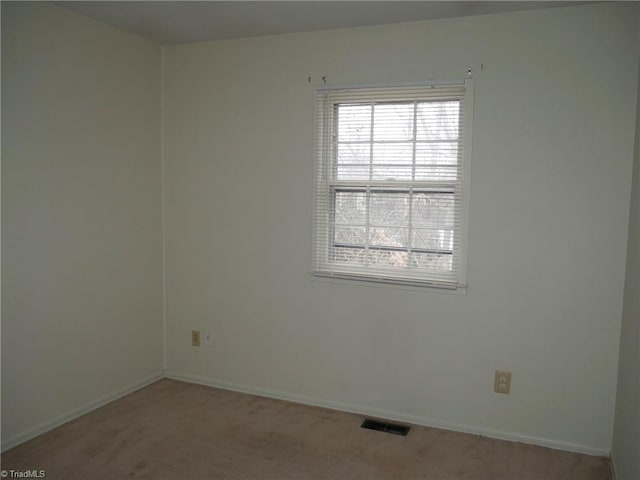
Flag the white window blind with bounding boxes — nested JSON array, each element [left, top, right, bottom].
[[313, 80, 473, 289]]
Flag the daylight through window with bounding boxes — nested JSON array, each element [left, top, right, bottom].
[[313, 81, 473, 289]]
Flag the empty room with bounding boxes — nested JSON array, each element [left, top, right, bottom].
[[1, 1, 639, 479]]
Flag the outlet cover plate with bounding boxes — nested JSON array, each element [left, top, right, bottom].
[[203, 330, 214, 347], [494, 370, 512, 394]]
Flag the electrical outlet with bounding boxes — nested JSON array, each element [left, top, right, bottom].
[[192, 330, 201, 347], [494, 370, 511, 394], [203, 330, 214, 347]]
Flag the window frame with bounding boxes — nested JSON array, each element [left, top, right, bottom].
[[312, 80, 474, 291]]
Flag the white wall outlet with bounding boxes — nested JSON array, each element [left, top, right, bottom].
[[191, 330, 201, 347], [494, 370, 512, 394], [203, 330, 214, 347]]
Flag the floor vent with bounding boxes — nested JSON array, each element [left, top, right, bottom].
[[361, 418, 410, 436]]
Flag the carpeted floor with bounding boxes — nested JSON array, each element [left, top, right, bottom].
[[1, 378, 611, 480]]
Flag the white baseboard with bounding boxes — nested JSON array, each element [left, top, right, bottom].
[[3, 370, 610, 459], [1, 372, 163, 452], [610, 457, 618, 480], [164, 370, 610, 458]]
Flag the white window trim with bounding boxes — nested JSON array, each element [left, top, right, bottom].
[[312, 79, 474, 291]]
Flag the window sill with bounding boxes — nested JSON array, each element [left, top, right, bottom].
[[311, 271, 468, 295]]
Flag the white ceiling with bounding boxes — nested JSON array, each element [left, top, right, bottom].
[[57, 1, 591, 45]]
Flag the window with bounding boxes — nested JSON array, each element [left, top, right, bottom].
[[313, 81, 473, 290]]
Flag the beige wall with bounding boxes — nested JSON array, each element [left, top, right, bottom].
[[1, 2, 163, 448], [163, 3, 638, 454], [611, 26, 640, 480]]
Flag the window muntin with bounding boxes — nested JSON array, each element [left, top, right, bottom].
[[314, 82, 472, 289]]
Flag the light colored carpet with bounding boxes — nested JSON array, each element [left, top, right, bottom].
[[1, 379, 611, 480]]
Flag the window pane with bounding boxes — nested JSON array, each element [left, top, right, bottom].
[[334, 226, 366, 245], [338, 143, 370, 165], [372, 165, 413, 181], [367, 249, 409, 268], [415, 142, 458, 180], [411, 252, 453, 271], [416, 142, 458, 165], [416, 101, 460, 140], [370, 193, 409, 226], [332, 246, 366, 265], [414, 165, 458, 181], [373, 103, 414, 141], [338, 104, 371, 141], [412, 193, 455, 229], [373, 143, 413, 165], [336, 165, 369, 180], [413, 228, 454, 251], [369, 227, 408, 248], [335, 191, 367, 224]]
